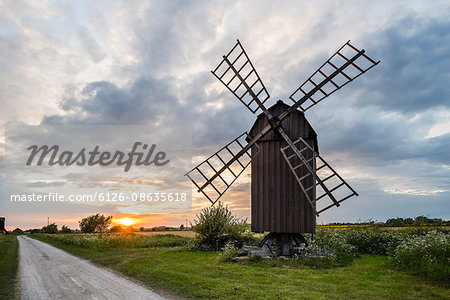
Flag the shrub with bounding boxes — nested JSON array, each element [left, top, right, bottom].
[[217, 242, 238, 262], [110, 225, 122, 233], [41, 223, 58, 234], [12, 228, 23, 235], [191, 202, 256, 250], [60, 225, 72, 233], [248, 254, 263, 263], [79, 214, 112, 233], [390, 231, 449, 284], [343, 229, 406, 255], [312, 229, 356, 266]]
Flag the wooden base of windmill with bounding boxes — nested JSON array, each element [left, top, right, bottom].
[[259, 232, 309, 256]]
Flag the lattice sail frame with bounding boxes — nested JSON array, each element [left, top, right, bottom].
[[212, 40, 270, 114], [185, 132, 259, 205], [281, 138, 358, 215], [289, 40, 379, 112]]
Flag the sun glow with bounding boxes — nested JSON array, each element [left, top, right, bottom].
[[115, 217, 135, 226]]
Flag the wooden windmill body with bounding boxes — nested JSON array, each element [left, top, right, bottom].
[[186, 39, 379, 255], [250, 101, 317, 234]]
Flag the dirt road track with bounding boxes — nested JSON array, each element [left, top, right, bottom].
[[18, 235, 168, 300]]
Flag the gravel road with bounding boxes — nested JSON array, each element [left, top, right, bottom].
[[18, 235, 168, 300]]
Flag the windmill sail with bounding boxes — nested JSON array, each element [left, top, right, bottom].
[[191, 39, 378, 214], [186, 132, 259, 205], [287, 41, 379, 114], [280, 137, 358, 216], [212, 40, 270, 114]]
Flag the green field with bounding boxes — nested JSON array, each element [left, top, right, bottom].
[[31, 233, 449, 299], [135, 230, 196, 238], [0, 235, 18, 300]]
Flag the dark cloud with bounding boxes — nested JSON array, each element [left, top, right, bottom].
[[361, 16, 450, 113], [43, 71, 256, 152], [43, 77, 181, 125], [314, 106, 450, 167]]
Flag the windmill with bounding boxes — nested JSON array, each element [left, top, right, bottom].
[[186, 40, 379, 256]]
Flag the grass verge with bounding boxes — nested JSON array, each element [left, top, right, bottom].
[[31, 233, 449, 299], [0, 235, 19, 300]]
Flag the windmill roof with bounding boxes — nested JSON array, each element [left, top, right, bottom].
[[248, 100, 319, 152]]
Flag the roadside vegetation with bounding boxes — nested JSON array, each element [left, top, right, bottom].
[[79, 214, 113, 234], [0, 235, 19, 299], [29, 208, 449, 299], [32, 230, 449, 299], [190, 202, 258, 250], [33, 233, 189, 250], [390, 231, 449, 283]]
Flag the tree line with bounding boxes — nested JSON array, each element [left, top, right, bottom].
[[19, 214, 449, 234], [325, 215, 449, 227]]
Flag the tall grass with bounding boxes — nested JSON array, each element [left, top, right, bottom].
[[36, 233, 190, 249], [312, 229, 357, 266], [390, 231, 449, 284], [0, 235, 18, 299], [35, 227, 449, 285], [341, 229, 406, 255]]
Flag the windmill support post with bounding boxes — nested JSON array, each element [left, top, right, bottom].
[[258, 232, 309, 256]]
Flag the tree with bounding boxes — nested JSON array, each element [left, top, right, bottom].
[[12, 228, 23, 234], [79, 214, 113, 233], [110, 225, 122, 233], [61, 225, 72, 233], [139, 226, 145, 232], [180, 224, 185, 230], [42, 223, 58, 234], [386, 217, 404, 227]]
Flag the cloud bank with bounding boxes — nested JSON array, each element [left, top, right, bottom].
[[1, 0, 449, 228]]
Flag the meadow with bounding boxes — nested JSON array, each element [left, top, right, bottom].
[[135, 230, 196, 238], [0, 235, 18, 299], [31, 227, 449, 299]]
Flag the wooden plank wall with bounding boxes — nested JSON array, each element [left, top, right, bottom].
[[250, 102, 316, 233]]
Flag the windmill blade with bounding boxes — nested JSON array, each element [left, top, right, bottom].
[[212, 40, 270, 114], [185, 132, 260, 205], [287, 41, 380, 113], [280, 137, 358, 216]]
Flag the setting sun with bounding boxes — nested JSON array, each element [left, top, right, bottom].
[[115, 217, 135, 227]]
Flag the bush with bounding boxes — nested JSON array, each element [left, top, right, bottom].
[[390, 231, 449, 284], [312, 229, 356, 266], [191, 202, 257, 250], [248, 254, 263, 263], [79, 214, 112, 233], [217, 242, 238, 262], [60, 225, 72, 233], [343, 229, 406, 255], [110, 225, 122, 233], [12, 228, 23, 235], [42, 223, 58, 234]]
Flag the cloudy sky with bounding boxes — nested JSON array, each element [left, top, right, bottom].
[[1, 0, 449, 229]]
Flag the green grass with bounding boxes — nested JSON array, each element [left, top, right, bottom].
[[31, 233, 449, 299], [0, 235, 19, 300]]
